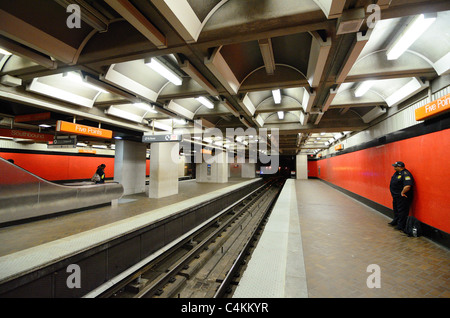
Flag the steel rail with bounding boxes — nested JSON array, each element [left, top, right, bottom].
[[133, 180, 279, 298]]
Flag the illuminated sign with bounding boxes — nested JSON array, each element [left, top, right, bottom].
[[415, 93, 450, 121], [56, 120, 112, 139]]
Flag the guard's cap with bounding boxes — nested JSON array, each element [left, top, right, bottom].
[[392, 161, 405, 167]]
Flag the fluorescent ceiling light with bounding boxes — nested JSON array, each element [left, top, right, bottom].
[[386, 14, 436, 60], [385, 77, 425, 106], [105, 106, 144, 123], [174, 118, 186, 125], [354, 80, 375, 97], [28, 78, 95, 108], [92, 145, 107, 149], [0, 48, 12, 56], [65, 72, 108, 93], [146, 58, 182, 86], [133, 102, 158, 113], [196, 96, 214, 109], [39, 124, 51, 128], [277, 111, 284, 120], [272, 89, 281, 104]]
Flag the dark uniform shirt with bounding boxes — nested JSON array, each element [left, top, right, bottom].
[[390, 169, 414, 198], [95, 167, 105, 183]]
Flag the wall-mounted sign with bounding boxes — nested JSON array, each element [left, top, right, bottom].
[[142, 134, 182, 143], [415, 93, 450, 121], [335, 144, 344, 151], [56, 120, 112, 139], [0, 128, 53, 142], [78, 149, 97, 154]]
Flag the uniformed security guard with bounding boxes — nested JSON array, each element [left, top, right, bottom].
[[388, 161, 414, 233]]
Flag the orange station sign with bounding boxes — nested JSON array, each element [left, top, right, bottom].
[[415, 93, 450, 121], [56, 120, 112, 139]]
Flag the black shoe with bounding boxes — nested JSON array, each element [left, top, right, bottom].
[[388, 222, 397, 226]]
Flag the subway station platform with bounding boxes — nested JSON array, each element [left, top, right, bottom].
[[0, 178, 261, 297], [234, 179, 450, 298], [1, 177, 448, 298]]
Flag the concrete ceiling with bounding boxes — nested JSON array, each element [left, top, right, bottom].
[[0, 0, 449, 155]]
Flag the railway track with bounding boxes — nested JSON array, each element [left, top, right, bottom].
[[99, 177, 285, 299]]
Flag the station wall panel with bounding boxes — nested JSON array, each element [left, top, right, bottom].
[[309, 129, 450, 234]]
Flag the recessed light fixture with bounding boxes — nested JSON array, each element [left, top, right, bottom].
[[145, 58, 182, 86], [277, 111, 284, 120], [196, 96, 214, 109], [272, 89, 281, 104]]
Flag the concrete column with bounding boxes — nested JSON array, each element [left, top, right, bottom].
[[149, 142, 179, 198], [296, 154, 308, 179], [114, 140, 147, 195], [241, 163, 256, 178], [196, 150, 228, 183]]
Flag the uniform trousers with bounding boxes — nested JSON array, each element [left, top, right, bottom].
[[392, 196, 412, 231]]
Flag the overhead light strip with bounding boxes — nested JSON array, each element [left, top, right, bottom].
[[386, 14, 436, 60], [354, 80, 375, 97]]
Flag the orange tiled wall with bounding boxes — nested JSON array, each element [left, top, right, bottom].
[[309, 129, 450, 234]]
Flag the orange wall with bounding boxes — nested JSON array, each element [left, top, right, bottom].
[[309, 129, 450, 234], [0, 152, 153, 180], [1, 152, 115, 180]]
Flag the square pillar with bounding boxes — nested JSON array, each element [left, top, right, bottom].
[[196, 150, 228, 183], [114, 140, 147, 195], [296, 154, 308, 179], [149, 142, 179, 198], [241, 163, 256, 178]]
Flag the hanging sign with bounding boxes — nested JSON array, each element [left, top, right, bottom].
[[142, 134, 182, 143], [56, 120, 112, 139], [14, 112, 51, 123], [0, 128, 53, 142]]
